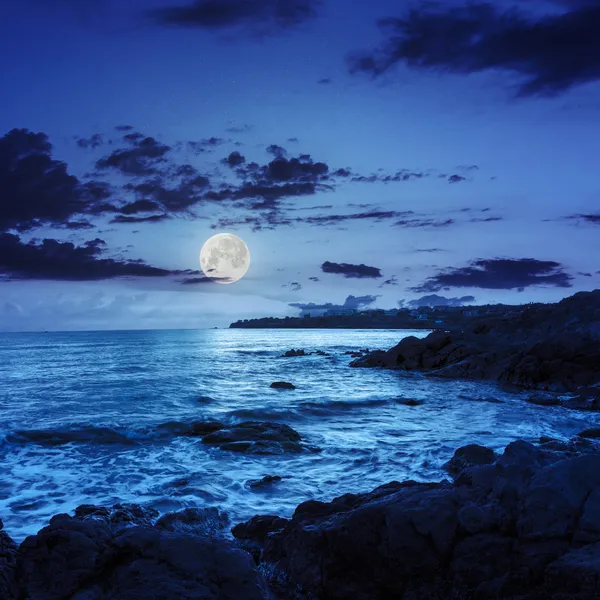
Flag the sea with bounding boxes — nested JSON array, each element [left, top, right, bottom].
[[1, 328, 598, 542]]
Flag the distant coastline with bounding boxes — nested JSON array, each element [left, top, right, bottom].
[[229, 303, 527, 330]]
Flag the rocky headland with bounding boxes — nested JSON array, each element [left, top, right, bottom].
[[351, 290, 600, 393]]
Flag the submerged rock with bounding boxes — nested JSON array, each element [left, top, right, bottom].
[[201, 421, 311, 454], [270, 381, 295, 390], [281, 348, 308, 357], [247, 475, 282, 489]]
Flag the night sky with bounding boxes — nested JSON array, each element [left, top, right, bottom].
[[1, 0, 599, 331]]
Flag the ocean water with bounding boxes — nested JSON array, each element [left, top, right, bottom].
[[1, 328, 598, 542]]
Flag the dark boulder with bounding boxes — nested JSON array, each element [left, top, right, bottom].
[[201, 421, 311, 454], [281, 348, 308, 357], [16, 505, 267, 600], [247, 475, 282, 489], [270, 381, 295, 390], [445, 444, 497, 477]]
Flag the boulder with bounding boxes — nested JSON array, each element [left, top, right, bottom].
[[16, 505, 267, 600], [247, 475, 282, 489], [270, 381, 295, 390], [445, 444, 497, 477], [201, 421, 309, 454], [281, 349, 308, 357]]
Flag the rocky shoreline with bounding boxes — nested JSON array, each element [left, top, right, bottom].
[[2, 434, 600, 599], [351, 290, 600, 393]]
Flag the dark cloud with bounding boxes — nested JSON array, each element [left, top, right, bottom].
[[321, 261, 382, 279], [0, 233, 182, 281], [149, 0, 321, 35], [115, 125, 134, 132], [283, 281, 302, 291], [223, 151, 246, 167], [317, 77, 332, 84], [119, 199, 163, 215], [412, 258, 573, 292], [65, 220, 95, 230], [405, 294, 475, 308], [110, 214, 170, 224], [290, 294, 379, 315], [181, 276, 231, 284], [96, 136, 171, 176], [302, 210, 413, 226], [394, 217, 455, 228], [565, 213, 600, 224], [379, 275, 398, 287], [448, 174, 466, 184], [0, 128, 113, 232], [308, 276, 319, 282], [266, 144, 287, 157], [76, 134, 104, 149], [350, 2, 600, 97], [415, 248, 444, 253]]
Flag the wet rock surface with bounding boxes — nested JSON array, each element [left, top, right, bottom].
[[1, 505, 267, 600], [201, 421, 314, 454], [234, 436, 600, 600], [351, 290, 600, 393]]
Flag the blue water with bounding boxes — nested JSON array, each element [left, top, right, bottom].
[[1, 328, 598, 541]]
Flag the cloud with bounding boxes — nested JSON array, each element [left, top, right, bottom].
[[282, 281, 302, 291], [223, 151, 246, 167], [321, 261, 382, 279], [379, 275, 398, 287], [412, 258, 573, 292], [96, 135, 171, 176], [290, 294, 379, 315], [76, 133, 104, 149], [308, 276, 319, 282], [266, 144, 287, 157], [448, 174, 466, 184], [302, 210, 413, 226], [404, 294, 475, 308], [0, 233, 193, 281], [394, 217, 455, 228], [0, 128, 113, 232], [317, 77, 332, 84], [115, 125, 134, 132], [564, 213, 600, 224], [181, 276, 231, 284], [149, 0, 321, 35], [350, 2, 600, 97], [110, 214, 170, 224]]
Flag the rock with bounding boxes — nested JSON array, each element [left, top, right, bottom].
[[545, 543, 600, 598], [247, 475, 282, 489], [153, 419, 225, 438], [201, 421, 309, 454], [281, 348, 308, 357], [232, 515, 289, 544], [352, 290, 600, 391], [0, 519, 18, 600], [578, 428, 600, 439], [270, 381, 295, 390], [395, 398, 423, 406], [445, 444, 497, 476], [16, 506, 267, 600], [155, 507, 229, 535], [237, 437, 600, 599], [525, 394, 561, 406]]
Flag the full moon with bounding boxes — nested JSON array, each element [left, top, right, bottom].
[[199, 233, 250, 284]]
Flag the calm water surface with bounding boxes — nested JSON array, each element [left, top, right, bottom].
[[1, 329, 598, 541]]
